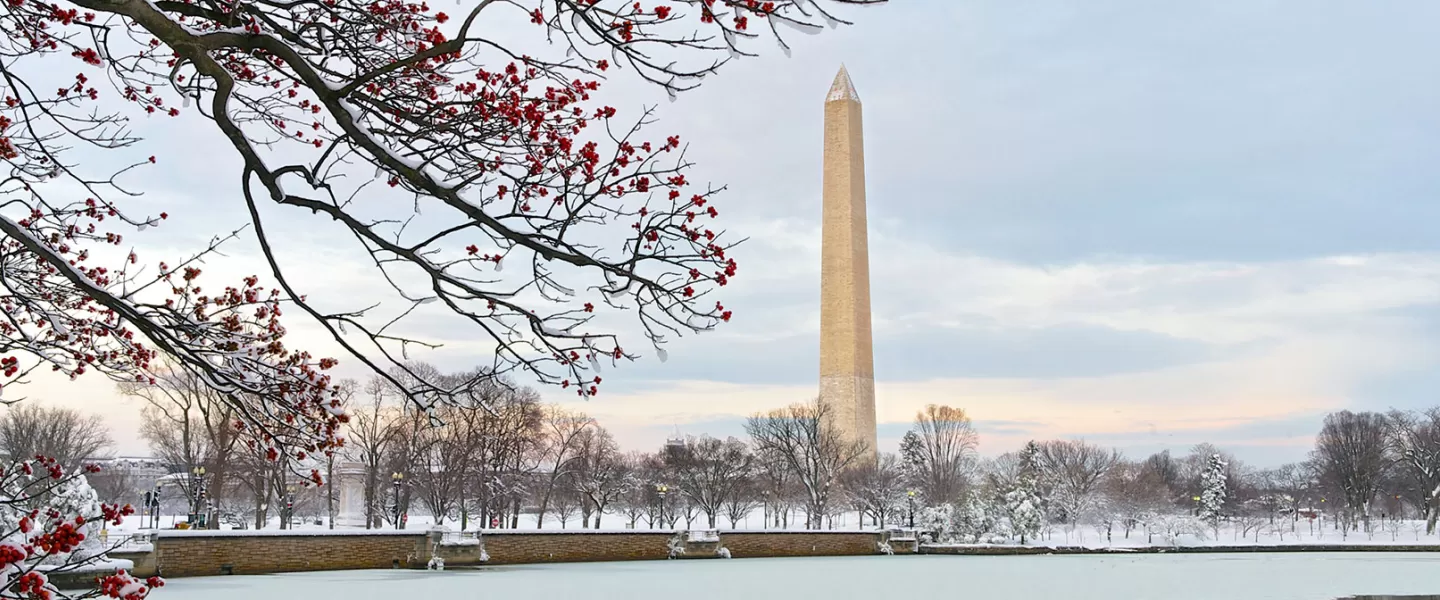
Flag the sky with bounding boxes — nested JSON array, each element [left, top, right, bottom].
[[15, 0, 1440, 468]]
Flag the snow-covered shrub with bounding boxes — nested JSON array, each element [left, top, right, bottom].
[[952, 494, 998, 543], [426, 555, 444, 571], [916, 498, 1004, 544], [876, 541, 893, 555], [666, 532, 686, 559], [1, 456, 161, 599], [715, 547, 732, 559], [1147, 514, 1208, 547], [916, 503, 956, 542]]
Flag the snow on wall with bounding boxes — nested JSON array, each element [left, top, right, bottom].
[[155, 529, 426, 538]]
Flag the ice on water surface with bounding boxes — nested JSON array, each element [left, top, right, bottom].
[[160, 554, 1440, 600]]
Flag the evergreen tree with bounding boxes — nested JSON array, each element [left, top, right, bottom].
[[1199, 453, 1228, 535], [955, 492, 998, 543], [899, 431, 925, 480], [1006, 441, 1045, 545]]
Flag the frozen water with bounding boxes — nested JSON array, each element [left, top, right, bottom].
[[159, 553, 1440, 600]]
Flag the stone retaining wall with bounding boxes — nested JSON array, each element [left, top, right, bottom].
[[128, 531, 431, 577], [115, 529, 893, 577], [721, 531, 884, 558], [480, 531, 673, 565], [102, 531, 1440, 580]]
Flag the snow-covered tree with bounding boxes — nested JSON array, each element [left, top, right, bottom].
[[0, 455, 161, 600], [915, 503, 955, 542], [663, 435, 753, 528], [1384, 408, 1440, 534], [1005, 441, 1044, 545], [1199, 453, 1228, 534], [744, 399, 866, 529], [952, 492, 997, 543], [840, 453, 905, 528], [902, 405, 979, 505], [1035, 439, 1121, 529]]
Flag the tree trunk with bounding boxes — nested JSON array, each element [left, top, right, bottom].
[[536, 483, 553, 529], [326, 456, 336, 530], [252, 476, 266, 530]]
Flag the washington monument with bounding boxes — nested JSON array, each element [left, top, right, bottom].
[[819, 65, 878, 457]]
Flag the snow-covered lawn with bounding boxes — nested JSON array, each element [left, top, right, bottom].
[[161, 553, 1440, 600]]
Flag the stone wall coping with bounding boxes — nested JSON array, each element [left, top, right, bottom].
[[154, 529, 425, 538], [476, 529, 674, 536], [141, 528, 884, 540], [35, 557, 134, 573], [716, 529, 879, 535], [920, 543, 1440, 554]]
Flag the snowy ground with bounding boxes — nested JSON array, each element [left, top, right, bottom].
[[110, 513, 1440, 551], [159, 553, 1440, 600]]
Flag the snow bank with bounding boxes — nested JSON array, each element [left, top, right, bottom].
[[35, 557, 134, 573]]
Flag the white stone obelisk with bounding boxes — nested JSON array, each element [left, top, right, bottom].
[[818, 65, 877, 458]]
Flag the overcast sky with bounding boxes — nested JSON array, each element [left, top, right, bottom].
[[22, 0, 1440, 468]]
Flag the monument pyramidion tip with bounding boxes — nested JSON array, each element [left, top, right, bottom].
[[826, 64, 861, 104]]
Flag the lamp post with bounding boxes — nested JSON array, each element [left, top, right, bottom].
[[151, 484, 162, 529], [391, 472, 405, 530], [284, 485, 296, 529], [655, 484, 668, 528], [907, 490, 916, 529], [189, 466, 206, 528], [761, 490, 770, 530]]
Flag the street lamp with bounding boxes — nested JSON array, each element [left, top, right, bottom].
[[284, 485, 296, 529], [391, 472, 405, 530], [189, 466, 207, 528], [152, 484, 162, 529], [907, 490, 917, 528], [655, 484, 668, 528], [761, 490, 770, 530]]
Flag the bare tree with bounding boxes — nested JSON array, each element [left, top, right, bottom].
[[1102, 460, 1169, 539], [754, 448, 800, 528], [89, 464, 138, 506], [1141, 450, 1183, 507], [571, 426, 631, 528], [409, 402, 474, 526], [1313, 410, 1390, 533], [664, 435, 753, 528], [1035, 439, 1121, 531], [550, 483, 583, 530], [346, 377, 403, 528], [1386, 408, 1440, 534], [745, 399, 866, 529], [721, 471, 763, 528], [1267, 462, 1317, 529], [0, 403, 112, 469], [905, 405, 979, 505], [535, 406, 595, 528], [467, 379, 541, 529], [842, 452, 906, 528], [122, 365, 248, 525]]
